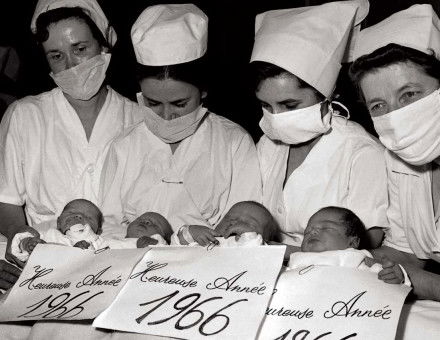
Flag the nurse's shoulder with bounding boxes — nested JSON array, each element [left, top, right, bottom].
[[205, 111, 255, 143]]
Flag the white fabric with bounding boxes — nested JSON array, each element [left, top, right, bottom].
[[170, 231, 263, 247], [251, 0, 369, 97], [288, 249, 381, 272], [259, 104, 331, 144], [0, 87, 144, 226], [30, 0, 117, 47], [50, 53, 111, 101], [383, 150, 440, 259], [353, 4, 440, 61], [99, 112, 262, 235], [372, 89, 440, 166], [288, 248, 411, 286], [138, 94, 208, 143], [258, 116, 388, 246], [131, 3, 208, 66]]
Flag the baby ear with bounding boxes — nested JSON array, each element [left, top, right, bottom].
[[349, 236, 360, 249]]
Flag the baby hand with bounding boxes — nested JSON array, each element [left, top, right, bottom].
[[378, 258, 404, 284], [188, 225, 220, 247], [136, 236, 158, 248], [20, 237, 46, 254], [73, 240, 91, 249]]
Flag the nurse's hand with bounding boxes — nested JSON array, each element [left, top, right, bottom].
[[5, 225, 40, 268], [0, 260, 21, 290], [189, 225, 220, 247]]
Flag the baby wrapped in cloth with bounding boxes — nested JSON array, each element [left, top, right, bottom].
[[292, 206, 411, 285], [171, 201, 279, 246], [12, 199, 171, 262]]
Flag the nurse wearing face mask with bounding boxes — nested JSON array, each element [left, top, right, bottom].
[[0, 0, 144, 287], [350, 4, 440, 300], [251, 0, 388, 254], [99, 4, 261, 236]]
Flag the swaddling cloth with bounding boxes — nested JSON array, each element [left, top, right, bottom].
[[288, 249, 382, 272], [171, 231, 263, 247], [288, 248, 411, 286]]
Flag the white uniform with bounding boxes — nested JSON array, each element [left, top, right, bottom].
[[258, 116, 388, 246], [0, 87, 144, 226], [100, 112, 262, 233], [383, 151, 440, 260]]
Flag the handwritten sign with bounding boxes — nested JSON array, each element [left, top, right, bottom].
[[93, 245, 285, 339], [0, 244, 146, 322], [257, 266, 411, 340]]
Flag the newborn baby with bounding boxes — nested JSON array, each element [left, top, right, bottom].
[[172, 201, 279, 246], [126, 211, 173, 247], [13, 200, 172, 262], [295, 206, 408, 285]]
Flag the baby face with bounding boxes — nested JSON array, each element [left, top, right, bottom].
[[216, 202, 270, 237], [301, 209, 357, 252], [57, 199, 102, 235], [127, 212, 172, 240]]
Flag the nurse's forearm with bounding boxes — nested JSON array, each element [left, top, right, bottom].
[[0, 202, 27, 239], [370, 246, 427, 268], [404, 265, 440, 301]]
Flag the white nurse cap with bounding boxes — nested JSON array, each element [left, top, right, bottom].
[[131, 3, 208, 66], [250, 0, 369, 98], [30, 0, 117, 47], [353, 4, 440, 60]]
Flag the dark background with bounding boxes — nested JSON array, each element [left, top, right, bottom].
[[1, 0, 439, 140]]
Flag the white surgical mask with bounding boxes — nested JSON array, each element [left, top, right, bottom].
[[259, 101, 332, 144], [137, 92, 207, 144], [372, 89, 440, 166], [50, 53, 111, 100]]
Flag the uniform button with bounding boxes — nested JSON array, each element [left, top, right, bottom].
[[86, 165, 94, 173], [277, 207, 283, 214]]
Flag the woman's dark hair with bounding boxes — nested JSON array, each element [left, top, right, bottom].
[[251, 61, 325, 101], [35, 7, 108, 49], [135, 56, 208, 92], [349, 43, 440, 95]]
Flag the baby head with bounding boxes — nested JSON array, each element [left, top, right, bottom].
[[301, 206, 365, 252], [215, 201, 280, 241], [57, 199, 103, 235], [127, 212, 173, 243]]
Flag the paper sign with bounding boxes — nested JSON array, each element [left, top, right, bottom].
[[94, 246, 285, 339], [0, 244, 146, 322], [257, 266, 411, 340]]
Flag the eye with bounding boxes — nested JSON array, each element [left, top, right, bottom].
[[283, 103, 299, 110], [146, 99, 160, 107], [48, 53, 62, 62], [400, 91, 422, 105], [368, 102, 387, 116], [74, 45, 88, 54], [172, 101, 188, 108]]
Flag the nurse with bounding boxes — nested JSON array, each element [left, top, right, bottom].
[[350, 4, 440, 300], [0, 0, 143, 287], [99, 4, 261, 235], [250, 0, 388, 252]]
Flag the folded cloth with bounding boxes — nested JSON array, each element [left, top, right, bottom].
[[10, 224, 145, 262], [171, 230, 263, 247], [288, 248, 411, 286], [10, 231, 35, 262]]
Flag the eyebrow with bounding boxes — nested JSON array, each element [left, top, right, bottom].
[[144, 96, 191, 104]]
